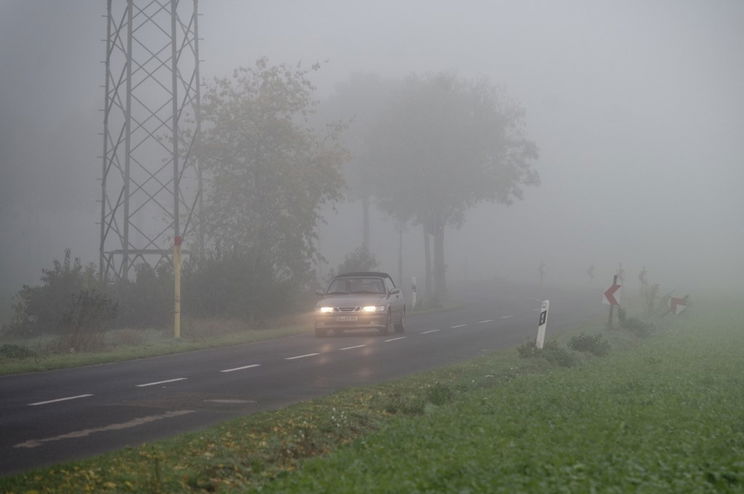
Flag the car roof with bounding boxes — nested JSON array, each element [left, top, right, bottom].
[[334, 271, 392, 279]]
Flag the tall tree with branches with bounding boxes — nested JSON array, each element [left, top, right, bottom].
[[196, 59, 346, 313], [367, 73, 539, 303]]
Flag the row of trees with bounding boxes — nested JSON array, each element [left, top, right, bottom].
[[4, 59, 539, 337], [321, 72, 539, 303], [197, 61, 539, 307]]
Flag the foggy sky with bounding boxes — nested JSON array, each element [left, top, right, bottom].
[[1, 0, 743, 319]]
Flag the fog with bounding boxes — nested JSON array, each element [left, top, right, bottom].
[[1, 0, 743, 320]]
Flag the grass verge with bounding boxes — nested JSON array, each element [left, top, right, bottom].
[[0, 321, 307, 376], [1, 303, 742, 493], [0, 305, 461, 376]]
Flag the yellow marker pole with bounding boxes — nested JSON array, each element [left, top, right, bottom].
[[173, 236, 182, 338]]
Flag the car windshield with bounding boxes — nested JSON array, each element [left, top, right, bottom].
[[327, 277, 385, 295]]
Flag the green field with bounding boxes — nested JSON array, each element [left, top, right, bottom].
[[1, 303, 742, 493]]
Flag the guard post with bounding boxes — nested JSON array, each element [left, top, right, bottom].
[[536, 300, 549, 349]]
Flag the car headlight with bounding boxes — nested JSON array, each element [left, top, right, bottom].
[[362, 305, 386, 313], [319, 306, 334, 313]]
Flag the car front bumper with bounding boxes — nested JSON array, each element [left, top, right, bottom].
[[315, 312, 387, 330]]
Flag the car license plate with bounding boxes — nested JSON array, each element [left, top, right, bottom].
[[336, 315, 358, 322]]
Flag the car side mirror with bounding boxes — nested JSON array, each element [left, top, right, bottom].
[[389, 288, 400, 296]]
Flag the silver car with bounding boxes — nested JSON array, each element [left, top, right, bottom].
[[315, 272, 406, 337]]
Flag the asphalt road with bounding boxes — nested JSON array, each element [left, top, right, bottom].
[[0, 280, 600, 475]]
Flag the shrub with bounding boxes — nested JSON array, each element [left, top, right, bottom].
[[426, 382, 454, 406], [517, 339, 577, 367], [2, 249, 99, 337], [541, 340, 578, 367], [0, 343, 36, 359], [568, 333, 610, 356], [114, 262, 172, 329], [517, 340, 539, 358], [58, 289, 118, 352], [183, 252, 310, 324], [618, 307, 655, 337]]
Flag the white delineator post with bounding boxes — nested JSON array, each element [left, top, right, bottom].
[[536, 300, 549, 349]]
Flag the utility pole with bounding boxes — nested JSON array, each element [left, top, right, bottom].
[[99, 0, 202, 282]]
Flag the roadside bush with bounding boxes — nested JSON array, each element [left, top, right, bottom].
[[568, 333, 610, 356], [114, 262, 172, 329], [183, 252, 309, 324], [517, 340, 540, 358], [2, 247, 318, 340], [426, 382, 454, 406], [0, 343, 36, 360], [57, 289, 118, 352], [618, 307, 655, 337], [517, 339, 577, 367], [379, 391, 426, 415], [2, 249, 99, 337]]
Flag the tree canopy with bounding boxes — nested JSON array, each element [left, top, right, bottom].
[[369, 72, 538, 226], [197, 58, 347, 283], [364, 72, 539, 300]]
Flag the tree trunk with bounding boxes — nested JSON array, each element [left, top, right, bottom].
[[432, 220, 446, 305], [397, 223, 403, 285], [423, 225, 432, 303], [362, 195, 370, 251]]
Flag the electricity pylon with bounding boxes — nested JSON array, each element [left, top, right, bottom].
[[99, 0, 201, 282]]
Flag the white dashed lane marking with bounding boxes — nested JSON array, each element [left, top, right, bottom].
[[136, 378, 187, 388], [451, 324, 467, 329], [220, 364, 261, 373], [478, 320, 494, 324], [340, 344, 367, 351], [285, 353, 320, 360], [420, 329, 441, 334], [28, 394, 94, 407], [384, 337, 406, 343]]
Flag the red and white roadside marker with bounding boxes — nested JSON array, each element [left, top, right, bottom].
[[603, 275, 622, 329], [669, 296, 688, 315], [602, 281, 622, 306]]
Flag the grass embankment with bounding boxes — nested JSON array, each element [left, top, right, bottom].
[[2, 304, 742, 493]]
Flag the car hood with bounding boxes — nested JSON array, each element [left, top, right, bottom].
[[317, 294, 387, 307]]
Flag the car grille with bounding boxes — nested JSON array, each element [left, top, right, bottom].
[[335, 306, 361, 312]]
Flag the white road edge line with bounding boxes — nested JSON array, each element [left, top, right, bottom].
[[478, 319, 494, 324], [384, 336, 406, 342], [420, 329, 441, 334], [28, 394, 94, 407], [220, 364, 261, 373], [136, 378, 187, 388], [451, 324, 467, 329], [285, 353, 320, 360], [340, 344, 367, 351]]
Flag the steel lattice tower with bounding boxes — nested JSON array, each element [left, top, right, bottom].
[[100, 0, 201, 282]]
